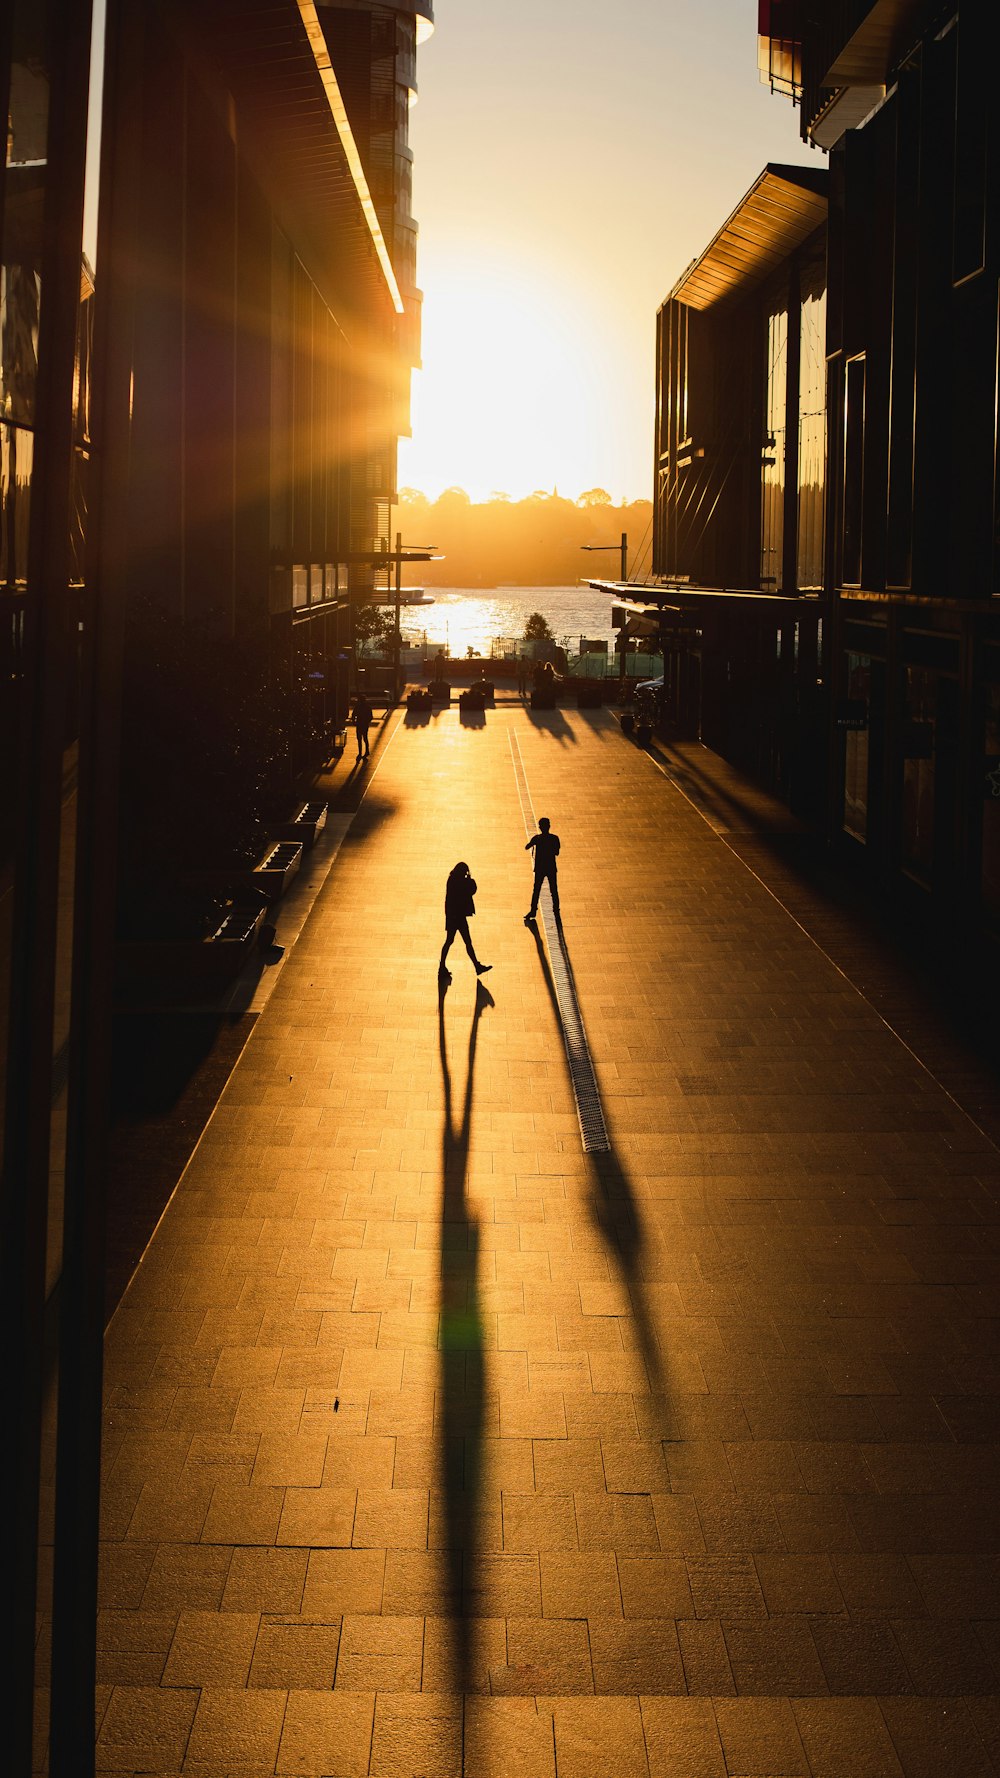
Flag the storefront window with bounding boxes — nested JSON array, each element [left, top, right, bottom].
[[761, 302, 786, 589], [797, 264, 826, 589], [843, 354, 865, 585], [901, 665, 936, 884], [843, 651, 870, 842], [981, 684, 1000, 920]]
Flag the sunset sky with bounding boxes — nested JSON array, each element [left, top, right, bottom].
[[397, 0, 816, 506]]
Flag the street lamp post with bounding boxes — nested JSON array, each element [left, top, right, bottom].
[[581, 532, 629, 684]]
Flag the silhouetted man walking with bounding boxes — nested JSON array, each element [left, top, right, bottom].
[[440, 862, 492, 982], [353, 692, 373, 758], [524, 817, 560, 924]]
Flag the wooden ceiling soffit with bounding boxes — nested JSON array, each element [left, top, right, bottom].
[[668, 165, 829, 313]]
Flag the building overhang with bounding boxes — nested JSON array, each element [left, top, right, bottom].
[[188, 0, 404, 318], [587, 579, 826, 608], [297, 0, 403, 312], [666, 164, 828, 313], [809, 83, 885, 149], [823, 0, 923, 84]]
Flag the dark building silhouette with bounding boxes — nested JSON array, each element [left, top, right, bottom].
[[651, 0, 999, 921], [0, 2, 431, 1770], [653, 163, 830, 803]]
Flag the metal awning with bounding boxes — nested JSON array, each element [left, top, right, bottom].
[[587, 579, 824, 607], [667, 164, 828, 313]]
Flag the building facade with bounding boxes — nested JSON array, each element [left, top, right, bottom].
[[652, 164, 830, 810], [653, 0, 1000, 923], [0, 2, 431, 1770]]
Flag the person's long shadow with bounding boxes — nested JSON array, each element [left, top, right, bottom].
[[523, 704, 578, 745], [437, 974, 492, 1694], [523, 914, 671, 1424]]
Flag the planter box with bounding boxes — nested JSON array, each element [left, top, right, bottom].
[[427, 678, 452, 703], [252, 839, 303, 902], [115, 902, 268, 996], [576, 683, 603, 708], [531, 688, 557, 710], [274, 801, 328, 850]]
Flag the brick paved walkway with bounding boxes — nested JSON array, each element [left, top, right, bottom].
[[97, 703, 1000, 1776]]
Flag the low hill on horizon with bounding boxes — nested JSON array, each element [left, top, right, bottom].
[[396, 488, 653, 588]]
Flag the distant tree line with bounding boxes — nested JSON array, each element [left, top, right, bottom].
[[395, 487, 653, 587]]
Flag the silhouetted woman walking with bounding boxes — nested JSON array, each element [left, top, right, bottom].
[[439, 862, 491, 982]]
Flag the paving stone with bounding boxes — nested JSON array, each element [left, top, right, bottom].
[[162, 1609, 259, 1687], [640, 1697, 727, 1777], [589, 1618, 684, 1694], [540, 1696, 650, 1778], [370, 1693, 463, 1777], [276, 1689, 373, 1775], [540, 1551, 621, 1618], [791, 1698, 905, 1777], [94, 1685, 197, 1772], [183, 1686, 286, 1770], [247, 1616, 341, 1688], [463, 1698, 556, 1777], [335, 1613, 424, 1692], [498, 1617, 594, 1694], [713, 1696, 810, 1776], [878, 1697, 997, 1777], [222, 1548, 308, 1614]]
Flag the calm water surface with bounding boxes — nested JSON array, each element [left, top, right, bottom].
[[400, 585, 621, 656]]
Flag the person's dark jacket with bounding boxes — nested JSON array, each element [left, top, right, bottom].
[[444, 870, 476, 924]]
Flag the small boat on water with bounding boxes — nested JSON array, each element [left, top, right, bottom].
[[370, 588, 435, 606]]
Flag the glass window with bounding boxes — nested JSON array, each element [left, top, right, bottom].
[[953, 10, 987, 284], [761, 302, 786, 590], [843, 651, 871, 843], [797, 266, 826, 590], [843, 355, 865, 586], [901, 666, 936, 884], [1, 421, 34, 589], [981, 685, 1000, 921]]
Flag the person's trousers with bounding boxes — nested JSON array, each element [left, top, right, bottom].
[[530, 867, 559, 919], [356, 729, 370, 756], [441, 917, 478, 966]]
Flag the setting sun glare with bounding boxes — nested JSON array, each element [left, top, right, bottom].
[[398, 246, 633, 505]]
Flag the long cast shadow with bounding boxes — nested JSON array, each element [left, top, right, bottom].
[[522, 705, 578, 744], [437, 976, 492, 1695], [523, 912, 671, 1424]]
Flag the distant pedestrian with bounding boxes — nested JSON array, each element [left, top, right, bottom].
[[440, 862, 492, 981], [517, 656, 528, 696], [524, 817, 561, 924], [353, 692, 373, 758]]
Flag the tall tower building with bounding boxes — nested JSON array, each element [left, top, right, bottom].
[[319, 2, 434, 576]]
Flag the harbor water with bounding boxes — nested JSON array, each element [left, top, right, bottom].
[[398, 584, 628, 658]]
